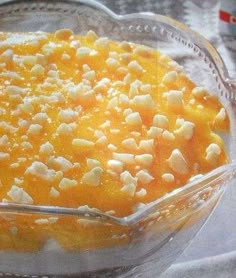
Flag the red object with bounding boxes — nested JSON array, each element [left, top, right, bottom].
[[219, 10, 236, 24]]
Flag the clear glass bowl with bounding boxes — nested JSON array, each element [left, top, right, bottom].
[[0, 0, 236, 277]]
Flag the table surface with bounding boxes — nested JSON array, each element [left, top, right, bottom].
[[98, 0, 236, 277]]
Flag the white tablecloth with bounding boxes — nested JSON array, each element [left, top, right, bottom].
[[99, 0, 236, 277]]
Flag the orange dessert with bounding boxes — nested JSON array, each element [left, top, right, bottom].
[[0, 29, 229, 251]]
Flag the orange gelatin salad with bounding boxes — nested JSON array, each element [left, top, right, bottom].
[[0, 29, 229, 251]]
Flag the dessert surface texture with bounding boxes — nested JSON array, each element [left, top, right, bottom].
[[0, 29, 229, 250]]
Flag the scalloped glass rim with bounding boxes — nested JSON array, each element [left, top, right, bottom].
[[0, 0, 235, 226], [0, 0, 235, 97]]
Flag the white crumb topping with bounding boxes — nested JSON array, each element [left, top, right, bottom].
[[147, 126, 163, 138], [110, 129, 120, 135], [7, 185, 33, 205], [135, 188, 147, 197], [32, 112, 48, 125], [82, 70, 96, 81], [166, 90, 183, 107], [31, 64, 45, 77], [0, 49, 13, 63], [175, 121, 195, 140], [87, 158, 101, 169], [100, 121, 110, 130], [176, 118, 185, 127], [153, 114, 168, 129], [95, 37, 109, 50], [19, 102, 34, 114], [14, 178, 23, 185], [131, 131, 141, 138], [130, 94, 155, 110], [119, 41, 132, 52], [168, 61, 183, 71], [135, 154, 153, 167], [106, 57, 120, 69], [18, 119, 30, 131], [96, 135, 108, 146], [119, 94, 129, 105], [123, 108, 133, 117], [192, 86, 207, 98], [49, 187, 60, 198], [133, 45, 153, 57], [162, 173, 175, 182], [162, 71, 177, 84], [86, 30, 98, 41], [48, 217, 58, 224], [56, 123, 74, 136], [0, 135, 10, 148], [21, 141, 33, 150], [6, 85, 25, 96], [120, 171, 137, 197], [107, 97, 118, 110], [120, 183, 136, 197], [83, 64, 91, 73], [125, 112, 142, 126], [140, 83, 152, 93], [36, 53, 47, 66], [25, 161, 57, 182], [128, 60, 144, 74], [136, 170, 154, 184], [77, 219, 107, 227], [94, 130, 105, 139], [139, 139, 154, 152], [215, 108, 226, 121], [0, 152, 10, 161], [62, 53, 71, 60], [72, 138, 95, 150], [55, 28, 73, 40], [129, 81, 140, 97], [132, 202, 146, 212], [167, 149, 188, 174], [113, 153, 135, 164], [49, 156, 73, 172], [39, 142, 54, 156], [121, 138, 138, 151], [205, 143, 221, 164], [59, 178, 78, 190], [67, 82, 94, 102], [27, 124, 43, 136], [35, 219, 49, 225], [120, 53, 132, 64], [123, 73, 132, 84], [162, 130, 175, 141], [70, 40, 81, 49], [108, 144, 117, 151], [120, 171, 137, 185], [76, 47, 93, 58], [107, 160, 124, 173], [58, 108, 78, 123], [206, 143, 221, 155], [81, 167, 103, 186]]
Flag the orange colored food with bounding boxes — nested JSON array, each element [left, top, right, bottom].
[[0, 29, 229, 251]]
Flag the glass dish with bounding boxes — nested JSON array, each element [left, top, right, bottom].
[[0, 0, 235, 277]]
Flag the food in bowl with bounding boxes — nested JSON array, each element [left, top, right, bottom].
[[0, 29, 229, 252]]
